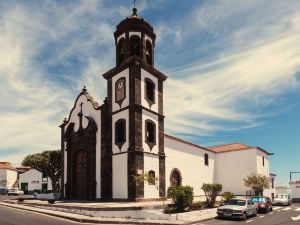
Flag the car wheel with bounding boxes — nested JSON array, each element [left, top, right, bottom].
[[270, 207, 273, 211], [242, 212, 247, 221]]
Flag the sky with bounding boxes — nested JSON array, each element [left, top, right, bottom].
[[0, 0, 300, 186]]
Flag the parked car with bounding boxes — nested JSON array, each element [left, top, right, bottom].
[[217, 198, 257, 220], [273, 194, 292, 206], [8, 188, 24, 196], [0, 188, 8, 195], [251, 196, 273, 213]]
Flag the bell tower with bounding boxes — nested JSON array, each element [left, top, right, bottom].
[[102, 7, 167, 201]]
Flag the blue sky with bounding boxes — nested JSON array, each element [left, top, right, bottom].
[[0, 0, 300, 186]]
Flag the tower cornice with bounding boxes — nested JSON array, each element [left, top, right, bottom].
[[102, 56, 167, 81]]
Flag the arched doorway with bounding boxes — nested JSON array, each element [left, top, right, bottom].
[[170, 168, 182, 186], [75, 151, 88, 200]]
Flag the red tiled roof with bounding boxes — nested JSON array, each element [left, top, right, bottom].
[[0, 162, 14, 170], [290, 180, 300, 184], [209, 143, 251, 152]]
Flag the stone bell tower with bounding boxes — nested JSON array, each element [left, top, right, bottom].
[[102, 7, 167, 200]]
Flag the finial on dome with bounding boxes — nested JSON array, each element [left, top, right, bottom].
[[82, 86, 87, 93], [132, 0, 137, 16]]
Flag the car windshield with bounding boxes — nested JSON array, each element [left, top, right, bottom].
[[252, 197, 267, 202], [225, 199, 246, 206], [276, 195, 288, 199]]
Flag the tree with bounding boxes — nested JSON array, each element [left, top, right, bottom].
[[22, 150, 61, 192], [202, 183, 222, 207], [243, 173, 270, 196], [167, 185, 194, 212]]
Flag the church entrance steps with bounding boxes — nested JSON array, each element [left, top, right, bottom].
[[0, 200, 217, 224]]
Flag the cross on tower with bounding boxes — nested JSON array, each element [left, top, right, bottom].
[[78, 102, 84, 129], [133, 0, 136, 8]]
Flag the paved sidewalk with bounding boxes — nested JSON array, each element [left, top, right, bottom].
[[0, 200, 217, 224]]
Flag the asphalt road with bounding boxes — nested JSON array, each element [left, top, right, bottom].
[[199, 204, 300, 225]]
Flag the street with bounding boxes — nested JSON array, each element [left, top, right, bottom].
[[199, 204, 300, 225]]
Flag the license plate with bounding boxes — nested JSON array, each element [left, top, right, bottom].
[[224, 213, 232, 216]]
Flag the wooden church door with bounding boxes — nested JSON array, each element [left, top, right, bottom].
[[75, 151, 88, 200]]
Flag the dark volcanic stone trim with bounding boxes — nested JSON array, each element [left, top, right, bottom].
[[64, 118, 97, 200], [159, 155, 166, 197], [59, 122, 66, 198], [128, 63, 144, 199], [103, 56, 167, 81], [101, 97, 112, 199]]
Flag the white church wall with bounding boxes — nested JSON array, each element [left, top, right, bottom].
[[112, 153, 128, 199], [112, 109, 129, 154], [164, 136, 215, 196], [112, 68, 129, 112], [143, 153, 159, 198], [141, 69, 158, 113], [64, 94, 101, 198], [142, 109, 159, 154], [214, 149, 257, 196]]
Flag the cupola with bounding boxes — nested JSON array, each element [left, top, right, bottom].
[[114, 8, 156, 67]]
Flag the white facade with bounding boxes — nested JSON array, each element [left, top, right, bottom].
[[0, 167, 18, 189], [64, 92, 101, 198], [290, 181, 300, 202], [276, 186, 289, 195], [19, 169, 52, 193]]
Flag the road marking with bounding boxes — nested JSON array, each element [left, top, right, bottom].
[[259, 215, 264, 219], [245, 219, 253, 223], [269, 212, 273, 214], [273, 207, 282, 210], [282, 207, 292, 211], [295, 208, 300, 211], [291, 215, 300, 221]]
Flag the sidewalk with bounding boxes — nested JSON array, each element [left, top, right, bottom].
[[0, 200, 217, 224]]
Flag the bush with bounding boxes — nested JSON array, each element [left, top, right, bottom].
[[164, 204, 176, 214], [188, 201, 206, 210], [202, 183, 222, 207], [167, 185, 194, 212], [222, 192, 235, 202]]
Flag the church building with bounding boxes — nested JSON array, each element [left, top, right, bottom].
[[60, 8, 274, 201]]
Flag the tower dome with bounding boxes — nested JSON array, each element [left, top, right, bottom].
[[114, 8, 156, 67]]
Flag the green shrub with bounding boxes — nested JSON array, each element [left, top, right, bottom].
[[167, 185, 194, 212], [222, 192, 235, 202], [188, 201, 206, 210], [164, 204, 176, 214], [202, 183, 222, 207]]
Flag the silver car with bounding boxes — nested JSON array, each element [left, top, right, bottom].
[[217, 198, 257, 220], [273, 194, 292, 206]]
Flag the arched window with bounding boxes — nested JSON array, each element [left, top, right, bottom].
[[146, 40, 152, 65], [145, 120, 156, 149], [115, 119, 126, 149], [204, 153, 209, 166], [117, 38, 125, 65], [130, 35, 140, 57], [145, 78, 155, 106], [148, 170, 155, 185], [170, 169, 182, 186]]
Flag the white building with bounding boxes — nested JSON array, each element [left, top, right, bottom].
[[276, 185, 289, 195], [290, 181, 300, 203], [19, 169, 52, 194], [0, 162, 18, 189], [60, 7, 274, 201]]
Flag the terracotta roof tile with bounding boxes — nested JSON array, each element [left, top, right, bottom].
[[0, 162, 14, 170], [209, 143, 251, 152]]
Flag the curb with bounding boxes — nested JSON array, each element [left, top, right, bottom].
[[0, 202, 190, 225]]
